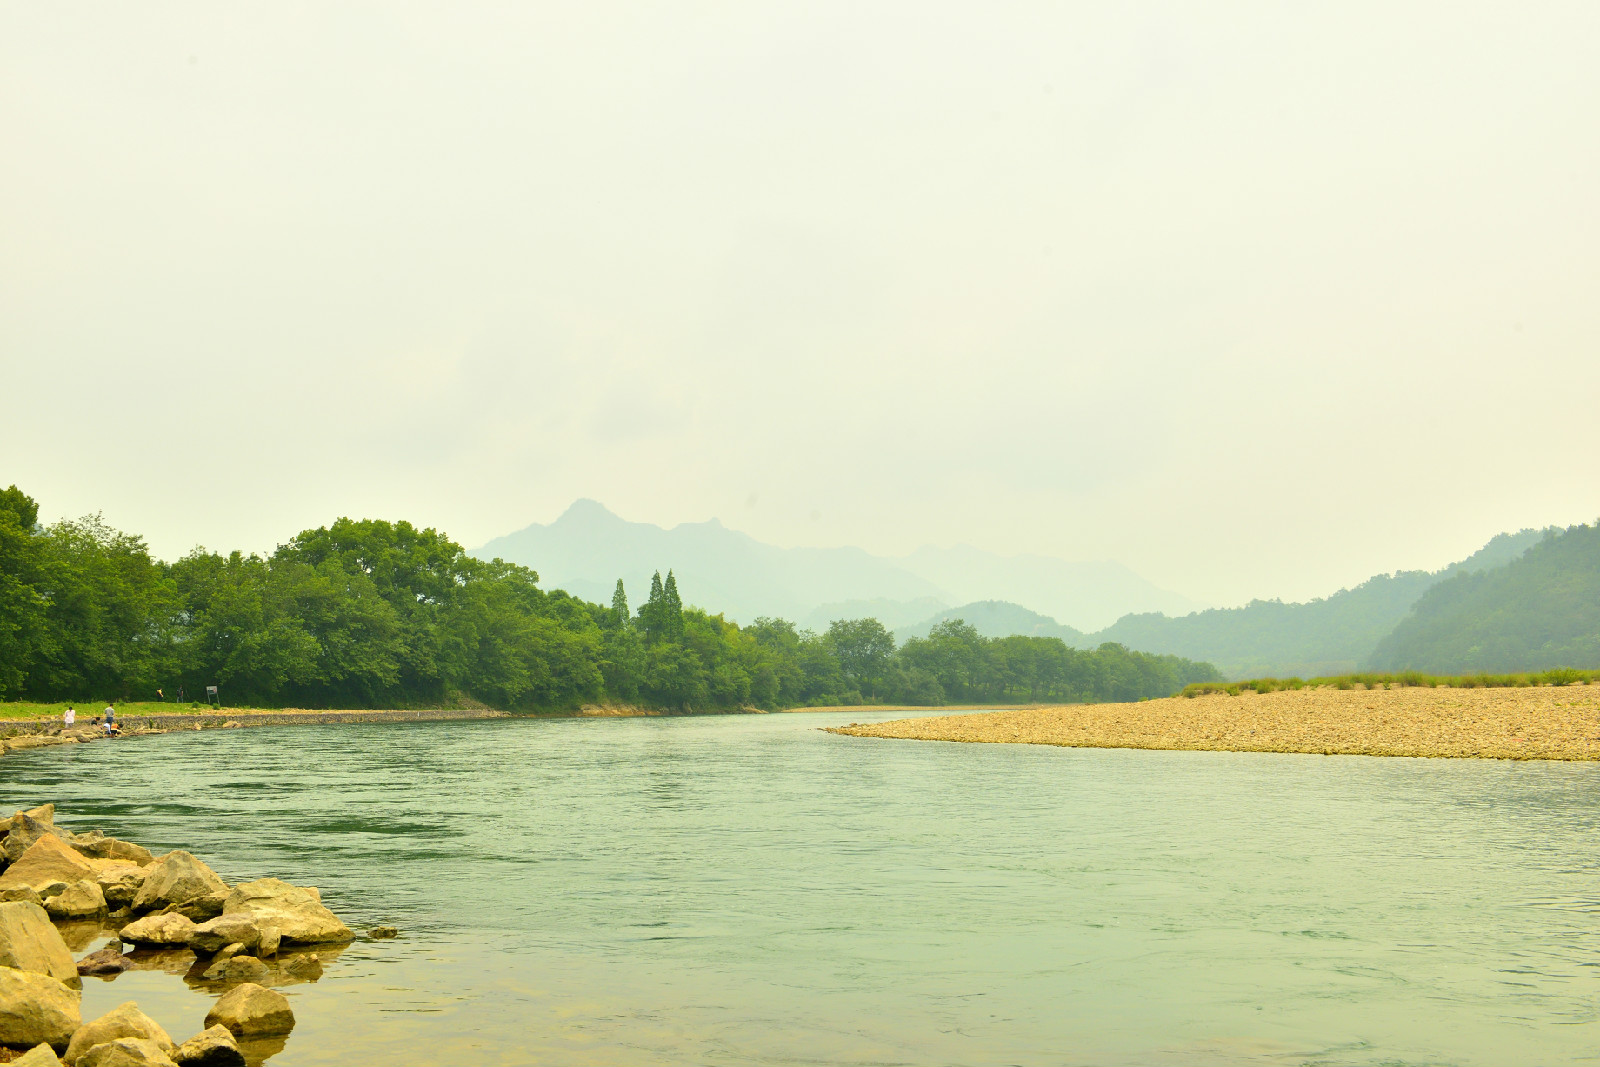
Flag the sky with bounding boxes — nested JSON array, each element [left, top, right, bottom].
[[4, 2, 1598, 608]]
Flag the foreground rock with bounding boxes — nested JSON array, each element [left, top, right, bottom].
[[64, 1002, 173, 1065], [118, 914, 197, 947], [131, 855, 227, 916], [169, 1026, 243, 1067], [76, 1039, 176, 1067], [0, 902, 79, 984], [11, 1044, 64, 1065], [223, 880, 351, 944], [43, 881, 106, 921], [0, 838, 98, 893], [0, 965, 82, 1051], [203, 983, 294, 1036]]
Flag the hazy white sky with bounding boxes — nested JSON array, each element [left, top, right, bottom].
[[4, 2, 1598, 607]]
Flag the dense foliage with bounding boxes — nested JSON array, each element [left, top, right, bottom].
[[0, 487, 1220, 710], [1091, 529, 1548, 677], [1367, 524, 1600, 674]]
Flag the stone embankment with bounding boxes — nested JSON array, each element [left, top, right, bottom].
[[0, 709, 509, 758], [0, 804, 382, 1065]]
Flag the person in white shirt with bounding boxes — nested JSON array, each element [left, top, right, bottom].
[[63, 707, 75, 727]]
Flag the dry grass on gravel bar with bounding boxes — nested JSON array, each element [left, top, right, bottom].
[[827, 684, 1600, 761]]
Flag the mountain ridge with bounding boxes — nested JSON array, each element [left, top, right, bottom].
[[474, 500, 1196, 631]]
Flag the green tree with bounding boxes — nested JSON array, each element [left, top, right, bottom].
[[825, 618, 895, 698], [0, 486, 46, 697]]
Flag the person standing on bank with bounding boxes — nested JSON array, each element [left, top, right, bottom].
[[103, 704, 119, 736], [64, 706, 75, 728]]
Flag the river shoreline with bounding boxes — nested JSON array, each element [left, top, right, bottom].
[[828, 684, 1600, 761]]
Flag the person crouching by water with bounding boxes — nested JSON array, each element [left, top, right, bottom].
[[102, 704, 120, 737]]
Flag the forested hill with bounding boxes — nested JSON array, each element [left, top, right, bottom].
[[1087, 529, 1549, 678], [0, 485, 1220, 711], [894, 601, 1086, 646], [1368, 524, 1600, 673]]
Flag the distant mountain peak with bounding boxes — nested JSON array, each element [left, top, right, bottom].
[[557, 498, 622, 524]]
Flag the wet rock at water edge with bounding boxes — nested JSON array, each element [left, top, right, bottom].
[[118, 914, 197, 948], [75, 1038, 176, 1067], [368, 926, 398, 939], [219, 957, 268, 986], [279, 954, 321, 982], [130, 855, 227, 916], [222, 880, 351, 944], [203, 983, 294, 1036], [169, 1026, 243, 1067], [187, 916, 260, 957], [0, 902, 79, 984], [0, 965, 82, 1051], [75, 946, 131, 978], [65, 834, 152, 869], [64, 1001, 174, 1065]]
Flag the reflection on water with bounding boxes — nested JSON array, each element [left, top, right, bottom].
[[5, 712, 1600, 1065]]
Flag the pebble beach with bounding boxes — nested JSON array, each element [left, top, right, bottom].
[[828, 684, 1600, 761]]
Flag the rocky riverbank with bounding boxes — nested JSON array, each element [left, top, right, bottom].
[[0, 804, 377, 1065], [0, 709, 511, 759], [828, 684, 1600, 760]]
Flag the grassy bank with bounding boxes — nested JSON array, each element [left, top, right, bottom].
[[1182, 669, 1599, 698]]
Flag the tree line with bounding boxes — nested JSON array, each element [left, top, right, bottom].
[[0, 486, 1221, 710]]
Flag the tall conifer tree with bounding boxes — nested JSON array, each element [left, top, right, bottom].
[[611, 579, 629, 628], [663, 570, 684, 639]]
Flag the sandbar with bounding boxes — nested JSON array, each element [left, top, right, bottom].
[[827, 685, 1600, 761]]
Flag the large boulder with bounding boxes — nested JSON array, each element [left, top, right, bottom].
[[202, 983, 293, 1036], [44, 881, 106, 921], [68, 834, 153, 868], [0, 965, 81, 1051], [1, 806, 55, 838], [2, 815, 60, 865], [0, 902, 78, 984], [186, 916, 259, 957], [12, 1044, 64, 1066], [0, 837, 96, 892], [118, 914, 196, 948], [131, 855, 226, 916], [76, 1039, 176, 1067], [64, 1002, 173, 1065], [169, 1026, 242, 1067], [222, 880, 350, 944]]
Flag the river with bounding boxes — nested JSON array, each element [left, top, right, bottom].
[[4, 710, 1598, 1065]]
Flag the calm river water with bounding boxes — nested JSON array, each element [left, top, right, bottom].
[[3, 710, 1598, 1065]]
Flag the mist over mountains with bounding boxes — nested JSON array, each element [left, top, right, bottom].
[[474, 500, 1197, 633]]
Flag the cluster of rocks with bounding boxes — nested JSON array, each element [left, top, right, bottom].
[[0, 804, 374, 1066]]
